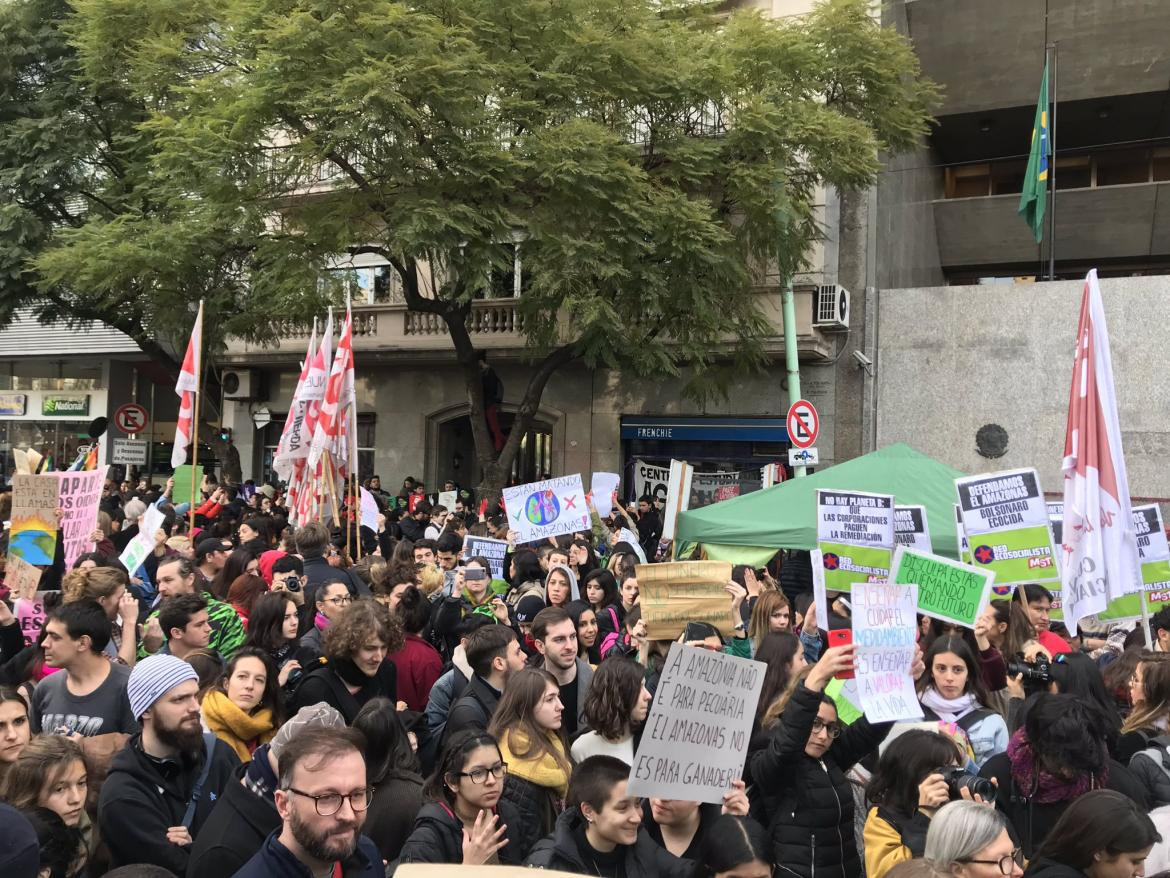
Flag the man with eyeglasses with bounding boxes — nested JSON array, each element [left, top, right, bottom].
[[234, 725, 383, 878]]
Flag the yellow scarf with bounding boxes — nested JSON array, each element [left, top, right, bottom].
[[201, 690, 277, 763], [497, 729, 570, 797]]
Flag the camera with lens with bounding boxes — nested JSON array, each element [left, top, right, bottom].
[[935, 766, 997, 803], [1007, 653, 1053, 696]]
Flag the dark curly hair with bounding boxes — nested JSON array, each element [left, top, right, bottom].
[[581, 656, 645, 742], [323, 598, 405, 661]]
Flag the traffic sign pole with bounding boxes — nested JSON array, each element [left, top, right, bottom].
[[782, 281, 807, 477]]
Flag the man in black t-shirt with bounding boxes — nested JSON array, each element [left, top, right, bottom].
[[531, 607, 593, 739]]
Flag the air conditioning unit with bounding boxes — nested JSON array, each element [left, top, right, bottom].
[[814, 284, 850, 331], [222, 369, 260, 401]]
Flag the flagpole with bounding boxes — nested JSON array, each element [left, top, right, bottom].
[[1047, 42, 1058, 281], [188, 301, 205, 534]]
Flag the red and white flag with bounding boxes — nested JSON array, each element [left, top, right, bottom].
[[273, 323, 317, 482], [1060, 269, 1141, 633], [171, 302, 204, 468], [308, 304, 352, 471]]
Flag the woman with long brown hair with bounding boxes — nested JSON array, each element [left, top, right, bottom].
[[748, 590, 792, 655], [487, 667, 572, 862], [570, 656, 651, 765], [1117, 652, 1170, 761]]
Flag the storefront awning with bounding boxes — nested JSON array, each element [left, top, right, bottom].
[[620, 416, 789, 443]]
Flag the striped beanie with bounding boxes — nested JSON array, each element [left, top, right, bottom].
[[127, 654, 199, 720]]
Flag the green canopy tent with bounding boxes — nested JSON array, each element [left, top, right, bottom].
[[674, 443, 967, 565]]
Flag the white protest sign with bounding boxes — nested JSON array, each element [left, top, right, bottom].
[[811, 548, 828, 630], [628, 643, 764, 804], [462, 535, 509, 580], [633, 460, 669, 504], [661, 459, 693, 542], [53, 468, 108, 571], [852, 582, 923, 724], [894, 505, 933, 553], [502, 475, 591, 544], [438, 490, 457, 510], [359, 488, 380, 533], [955, 468, 1059, 584], [590, 472, 620, 518], [816, 489, 895, 592], [118, 504, 167, 575]]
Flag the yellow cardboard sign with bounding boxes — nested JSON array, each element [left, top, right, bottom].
[[636, 560, 734, 640]]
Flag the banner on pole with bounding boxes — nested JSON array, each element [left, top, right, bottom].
[[815, 490, 895, 593], [627, 643, 764, 804], [661, 460, 693, 542], [955, 468, 1059, 584]]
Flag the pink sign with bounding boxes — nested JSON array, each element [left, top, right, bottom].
[[16, 595, 46, 648], [53, 467, 108, 571]]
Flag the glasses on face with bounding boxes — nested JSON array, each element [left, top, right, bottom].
[[961, 849, 1024, 876], [286, 786, 374, 816], [457, 762, 508, 784], [811, 718, 842, 738], [324, 596, 352, 606]]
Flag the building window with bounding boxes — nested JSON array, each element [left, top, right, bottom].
[[945, 164, 990, 198], [483, 242, 531, 299], [1096, 149, 1150, 187]]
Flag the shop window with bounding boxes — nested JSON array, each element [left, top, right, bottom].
[[1096, 149, 1151, 187], [325, 264, 402, 304]]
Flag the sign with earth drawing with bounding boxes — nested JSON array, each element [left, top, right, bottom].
[[502, 474, 592, 544]]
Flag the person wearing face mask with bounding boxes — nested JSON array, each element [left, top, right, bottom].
[[487, 668, 573, 861], [747, 644, 903, 878], [571, 656, 651, 766], [200, 648, 283, 763], [290, 601, 402, 725], [923, 801, 1023, 878], [642, 780, 750, 861], [1024, 790, 1159, 878], [525, 754, 693, 877]]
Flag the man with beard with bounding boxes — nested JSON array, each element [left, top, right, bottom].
[[234, 726, 383, 877], [531, 607, 594, 739], [99, 654, 241, 874]]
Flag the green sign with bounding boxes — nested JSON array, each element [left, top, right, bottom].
[[955, 468, 1059, 585], [41, 395, 90, 416], [817, 542, 893, 593], [1097, 505, 1170, 622], [816, 489, 896, 594], [171, 464, 204, 509], [891, 545, 995, 628]]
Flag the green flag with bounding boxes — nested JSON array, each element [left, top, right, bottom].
[[1018, 60, 1050, 243]]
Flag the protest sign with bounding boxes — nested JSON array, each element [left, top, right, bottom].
[[9, 474, 60, 565], [590, 472, 620, 518], [359, 488, 380, 533], [811, 548, 828, 635], [1047, 502, 1064, 547], [438, 490, 457, 510], [1098, 504, 1170, 621], [633, 460, 670, 504], [461, 535, 509, 580], [118, 504, 167, 575], [501, 475, 590, 544], [6, 555, 43, 601], [891, 545, 995, 628], [816, 490, 895, 592], [171, 464, 204, 509], [53, 467, 107, 571], [955, 504, 974, 566], [628, 643, 764, 804], [955, 468, 1059, 584], [636, 560, 733, 640], [15, 593, 47, 647], [661, 460, 693, 542], [852, 582, 923, 723], [894, 505, 932, 553]]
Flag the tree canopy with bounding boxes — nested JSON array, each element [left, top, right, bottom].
[[0, 0, 936, 490]]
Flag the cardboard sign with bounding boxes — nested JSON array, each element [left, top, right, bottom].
[[636, 560, 733, 640], [894, 505, 933, 553], [816, 490, 895, 593], [1098, 504, 1170, 621], [853, 582, 923, 723], [53, 468, 107, 571], [955, 468, 1059, 584], [590, 472, 620, 518], [462, 535, 509, 580], [891, 546, 995, 628], [628, 643, 764, 804], [501, 475, 590, 544], [15, 594, 47, 647], [9, 474, 60, 565], [171, 464, 204, 509], [6, 556, 43, 601]]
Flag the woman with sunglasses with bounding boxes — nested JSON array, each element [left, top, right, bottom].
[[924, 800, 1023, 878], [398, 729, 526, 866], [748, 643, 905, 878]]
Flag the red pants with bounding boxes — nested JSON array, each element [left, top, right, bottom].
[[485, 405, 505, 452]]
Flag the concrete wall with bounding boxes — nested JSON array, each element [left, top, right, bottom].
[[875, 276, 1170, 499]]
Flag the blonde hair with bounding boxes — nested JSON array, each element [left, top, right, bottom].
[[761, 665, 813, 729], [166, 536, 192, 555], [1122, 654, 1170, 734], [749, 589, 790, 648], [415, 563, 444, 596], [61, 566, 128, 604]]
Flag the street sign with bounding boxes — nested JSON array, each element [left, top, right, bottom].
[[113, 403, 149, 435], [789, 446, 820, 467], [111, 439, 148, 466], [786, 399, 819, 449], [252, 407, 272, 429]]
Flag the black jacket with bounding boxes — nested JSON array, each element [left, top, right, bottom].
[[1023, 858, 1090, 878], [290, 660, 398, 725], [234, 828, 383, 878], [187, 767, 279, 876], [302, 555, 370, 606], [365, 767, 425, 863], [98, 732, 241, 875], [444, 675, 501, 743], [747, 682, 891, 878], [499, 772, 562, 862], [980, 753, 1149, 858], [525, 806, 693, 877], [397, 799, 526, 866]]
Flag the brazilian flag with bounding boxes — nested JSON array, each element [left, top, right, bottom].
[[1019, 60, 1050, 243]]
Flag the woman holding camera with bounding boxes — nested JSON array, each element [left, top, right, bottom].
[[917, 635, 1009, 770], [864, 729, 995, 878]]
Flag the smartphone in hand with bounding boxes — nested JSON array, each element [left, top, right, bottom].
[[827, 629, 854, 679]]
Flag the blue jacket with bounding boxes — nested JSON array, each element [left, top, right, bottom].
[[232, 828, 383, 878]]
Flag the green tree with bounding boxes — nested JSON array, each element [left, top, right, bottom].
[[4, 0, 936, 497]]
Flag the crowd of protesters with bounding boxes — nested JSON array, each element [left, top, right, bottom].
[[0, 471, 1167, 878]]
